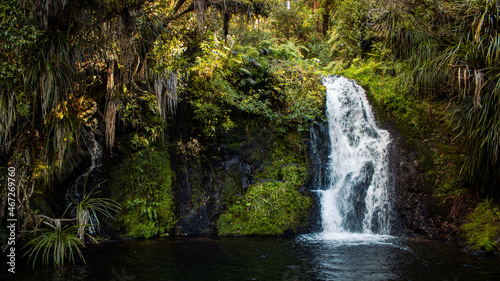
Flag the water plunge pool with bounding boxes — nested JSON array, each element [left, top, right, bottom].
[[4, 236, 499, 281]]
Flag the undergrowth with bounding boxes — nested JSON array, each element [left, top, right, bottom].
[[109, 148, 177, 238], [462, 199, 500, 252]]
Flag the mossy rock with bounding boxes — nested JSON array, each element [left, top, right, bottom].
[[109, 148, 177, 238], [461, 200, 500, 252], [217, 163, 311, 235]]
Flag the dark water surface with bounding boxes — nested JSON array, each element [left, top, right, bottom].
[[3, 235, 499, 281]]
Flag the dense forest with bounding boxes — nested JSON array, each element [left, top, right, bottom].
[[1, 0, 499, 267]]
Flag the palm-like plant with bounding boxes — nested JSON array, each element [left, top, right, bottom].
[[24, 219, 84, 268], [457, 93, 500, 196], [451, 0, 500, 196], [369, 0, 500, 196], [69, 188, 122, 242], [24, 189, 121, 267]]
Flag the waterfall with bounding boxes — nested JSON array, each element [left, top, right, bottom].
[[65, 130, 102, 220], [66, 130, 103, 202], [317, 76, 393, 235], [65, 130, 103, 233]]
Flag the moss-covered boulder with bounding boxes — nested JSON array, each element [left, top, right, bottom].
[[461, 200, 500, 252], [109, 148, 176, 238], [217, 160, 311, 235]]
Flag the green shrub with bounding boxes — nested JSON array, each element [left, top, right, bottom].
[[24, 224, 83, 268], [110, 148, 176, 238]]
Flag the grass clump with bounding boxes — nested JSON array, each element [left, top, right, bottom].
[[23, 188, 121, 267], [24, 224, 84, 268]]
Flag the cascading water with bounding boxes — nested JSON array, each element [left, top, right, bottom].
[[316, 76, 393, 237], [66, 130, 103, 203], [65, 130, 103, 234]]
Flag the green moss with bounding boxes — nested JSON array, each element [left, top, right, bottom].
[[221, 175, 242, 204], [342, 59, 410, 126], [461, 199, 500, 252], [109, 148, 176, 238], [217, 179, 311, 235], [217, 130, 311, 235]]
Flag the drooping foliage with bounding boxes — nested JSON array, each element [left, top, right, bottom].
[[0, 0, 274, 230]]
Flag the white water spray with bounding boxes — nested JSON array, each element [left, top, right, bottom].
[[317, 76, 393, 235]]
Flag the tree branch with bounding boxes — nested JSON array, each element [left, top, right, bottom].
[[172, 0, 189, 15], [167, 3, 195, 22]]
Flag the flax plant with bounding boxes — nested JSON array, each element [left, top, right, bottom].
[[452, 0, 500, 196], [369, 0, 500, 196], [24, 188, 121, 267], [24, 218, 84, 268], [69, 188, 122, 242]]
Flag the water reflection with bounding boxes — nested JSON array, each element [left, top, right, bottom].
[[300, 235, 500, 281], [394, 239, 500, 281], [2, 236, 499, 281], [299, 234, 403, 280]]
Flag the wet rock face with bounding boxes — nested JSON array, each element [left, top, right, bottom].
[[168, 110, 274, 235], [387, 126, 460, 241], [171, 142, 261, 235], [307, 122, 331, 191], [387, 127, 434, 238], [341, 161, 374, 233], [305, 122, 330, 233], [169, 117, 328, 236]]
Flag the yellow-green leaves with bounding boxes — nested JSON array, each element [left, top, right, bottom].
[[152, 34, 187, 74]]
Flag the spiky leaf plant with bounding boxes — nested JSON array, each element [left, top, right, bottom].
[[24, 221, 84, 268], [69, 188, 122, 242]]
